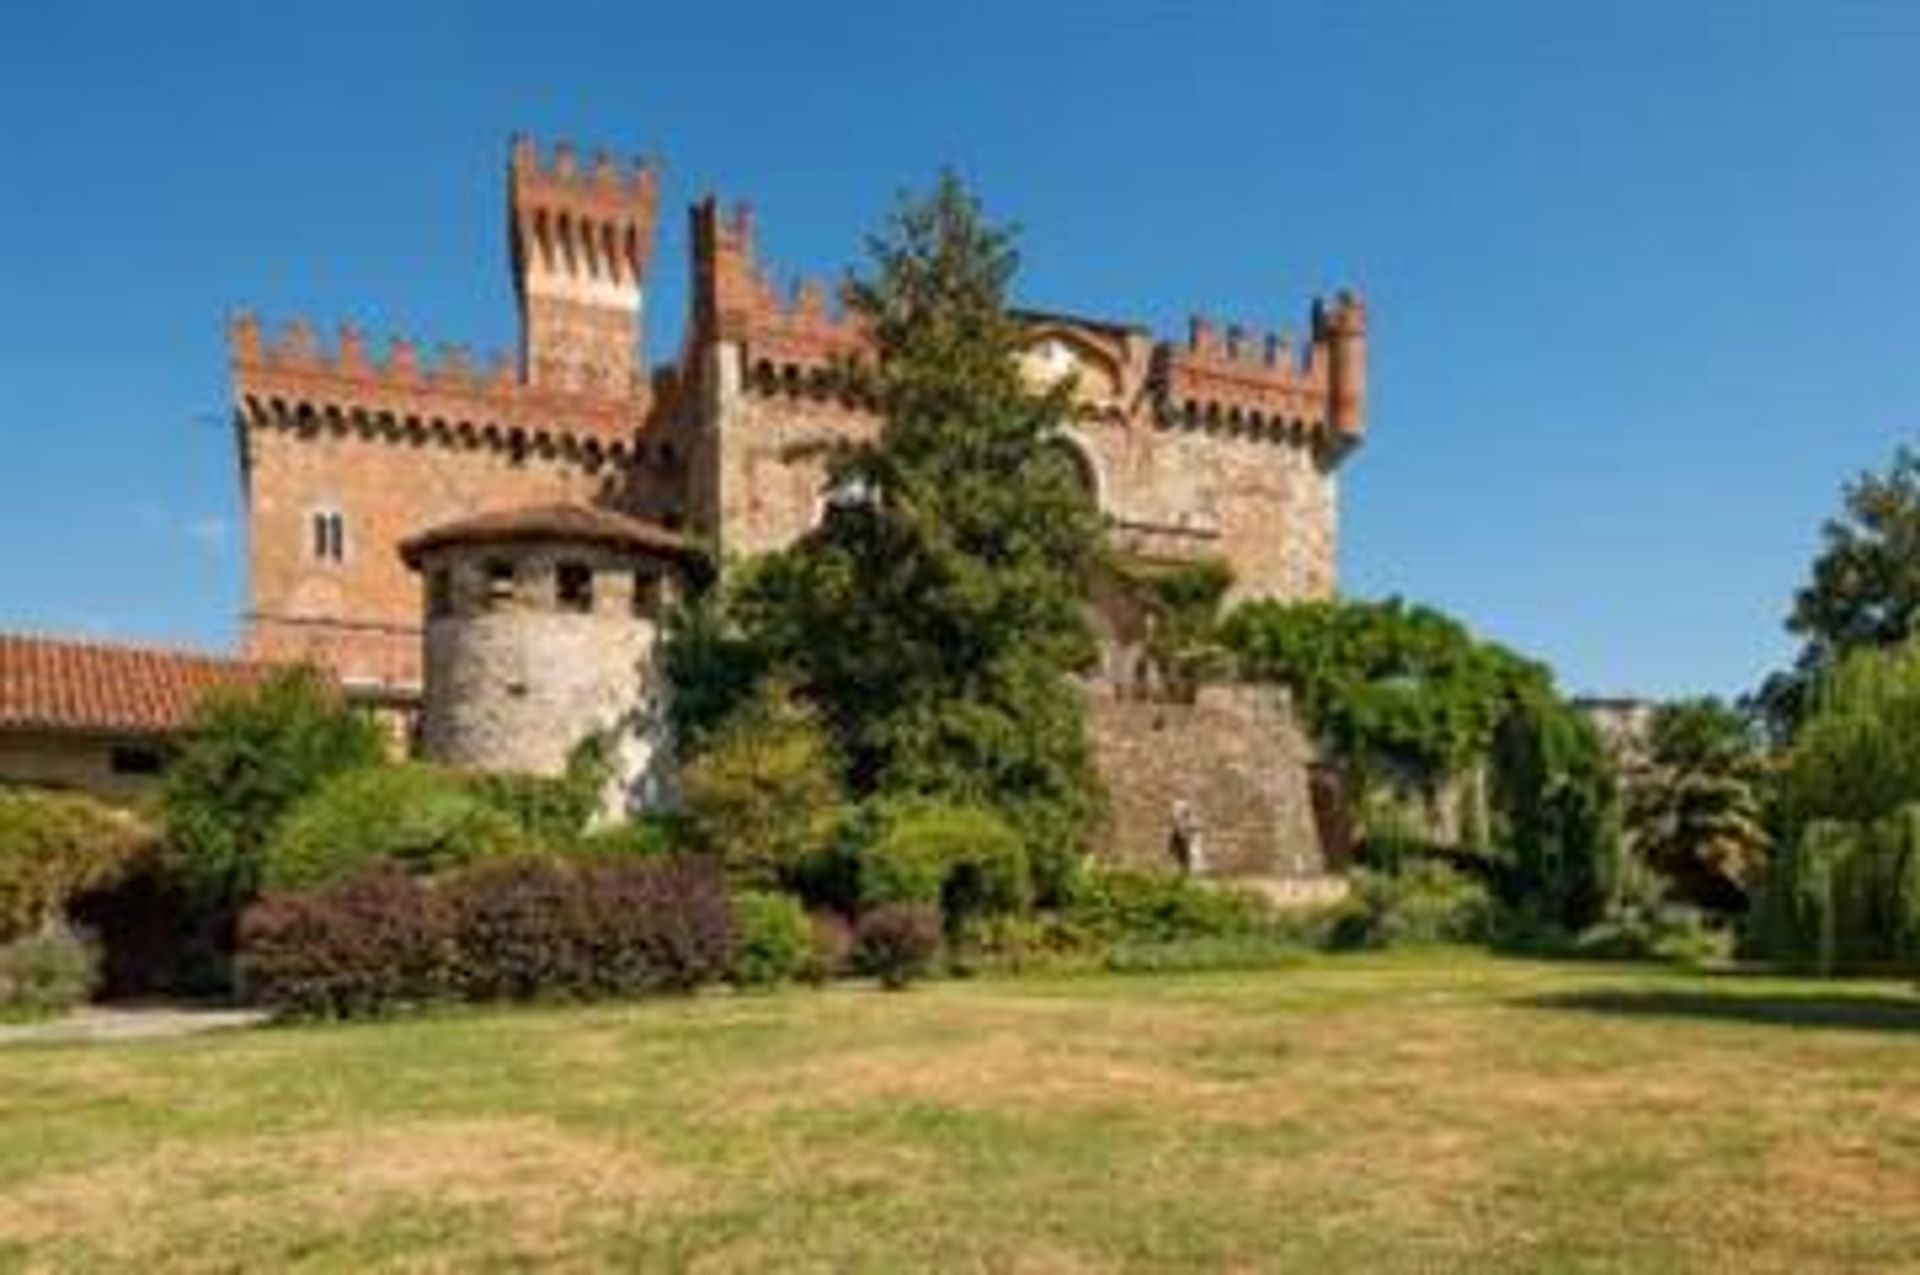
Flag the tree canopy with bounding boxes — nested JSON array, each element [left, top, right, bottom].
[[675, 172, 1106, 898]]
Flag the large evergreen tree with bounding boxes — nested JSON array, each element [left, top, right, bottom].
[[722, 173, 1106, 896]]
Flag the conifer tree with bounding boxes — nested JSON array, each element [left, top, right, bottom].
[[732, 172, 1105, 896]]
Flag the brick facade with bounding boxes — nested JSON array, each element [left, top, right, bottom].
[[226, 135, 1369, 878], [232, 137, 1366, 695]]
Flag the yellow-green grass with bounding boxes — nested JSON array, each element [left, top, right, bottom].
[[2, 953, 1917, 1272]]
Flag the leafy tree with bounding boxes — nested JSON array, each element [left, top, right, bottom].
[[1760, 446, 1920, 735], [1489, 689, 1620, 931], [161, 668, 385, 917], [678, 684, 844, 890], [1759, 641, 1920, 972], [722, 172, 1106, 898], [1220, 597, 1547, 789], [1222, 597, 1619, 931], [1626, 698, 1771, 914], [0, 789, 157, 941]]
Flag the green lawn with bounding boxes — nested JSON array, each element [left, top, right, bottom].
[[1, 954, 1917, 1273]]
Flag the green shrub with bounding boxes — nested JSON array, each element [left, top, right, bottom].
[[0, 788, 157, 941], [1063, 866, 1272, 945], [1572, 902, 1732, 965], [570, 815, 681, 860], [263, 765, 525, 892], [1105, 933, 1307, 975], [1330, 863, 1494, 950], [161, 668, 385, 913], [859, 801, 1030, 940], [467, 734, 613, 845], [855, 902, 941, 990], [679, 685, 844, 889], [0, 922, 99, 1017], [729, 890, 814, 988], [951, 912, 1104, 975]]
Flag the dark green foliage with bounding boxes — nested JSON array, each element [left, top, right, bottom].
[[467, 734, 612, 846], [1110, 556, 1236, 698], [858, 800, 1030, 940], [691, 174, 1106, 899], [854, 902, 942, 989], [161, 668, 385, 915], [1063, 866, 1273, 945], [0, 788, 157, 941], [1488, 691, 1619, 931], [728, 890, 814, 988], [1221, 597, 1547, 784], [1766, 446, 1920, 735], [237, 867, 450, 1018], [238, 855, 735, 1017], [570, 815, 681, 860], [1627, 698, 1770, 913], [1758, 642, 1920, 973], [263, 765, 526, 893], [678, 684, 845, 890], [0, 921, 99, 1017], [1328, 863, 1495, 950]]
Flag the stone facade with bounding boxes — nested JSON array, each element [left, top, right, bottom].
[[1086, 682, 1331, 879], [402, 507, 690, 816]]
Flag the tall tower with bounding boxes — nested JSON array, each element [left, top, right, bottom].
[[508, 136, 659, 395]]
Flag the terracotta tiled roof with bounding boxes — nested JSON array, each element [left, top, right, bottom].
[[398, 502, 698, 568], [0, 634, 283, 735]]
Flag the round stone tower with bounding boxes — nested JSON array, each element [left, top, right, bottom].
[[399, 503, 697, 816]]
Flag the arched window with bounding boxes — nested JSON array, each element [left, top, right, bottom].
[[309, 509, 346, 563]]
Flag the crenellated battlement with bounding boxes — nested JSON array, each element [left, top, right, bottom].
[[229, 312, 657, 457], [509, 135, 659, 394], [1152, 291, 1366, 448], [689, 197, 868, 390]]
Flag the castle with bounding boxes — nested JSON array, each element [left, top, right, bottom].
[[228, 136, 1369, 879]]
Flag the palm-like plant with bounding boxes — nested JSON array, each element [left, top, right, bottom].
[[1627, 699, 1770, 914]]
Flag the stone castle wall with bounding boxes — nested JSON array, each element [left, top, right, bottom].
[[1086, 683, 1329, 879]]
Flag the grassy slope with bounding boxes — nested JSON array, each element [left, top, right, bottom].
[[1, 954, 1917, 1273]]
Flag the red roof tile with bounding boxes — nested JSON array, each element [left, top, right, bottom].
[[0, 634, 285, 735], [398, 502, 698, 568]]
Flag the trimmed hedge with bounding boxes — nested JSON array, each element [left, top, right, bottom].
[[238, 854, 734, 1018], [237, 866, 450, 1018], [855, 902, 941, 990]]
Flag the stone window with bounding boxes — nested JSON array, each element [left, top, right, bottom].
[[427, 569, 454, 619], [557, 562, 595, 613], [109, 744, 165, 776], [310, 509, 346, 563], [484, 559, 516, 610]]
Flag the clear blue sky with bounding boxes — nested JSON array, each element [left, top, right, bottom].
[[2, 0, 1917, 699]]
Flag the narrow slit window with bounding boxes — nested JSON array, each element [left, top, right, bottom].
[[557, 562, 595, 613], [484, 559, 516, 609], [631, 569, 660, 616]]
